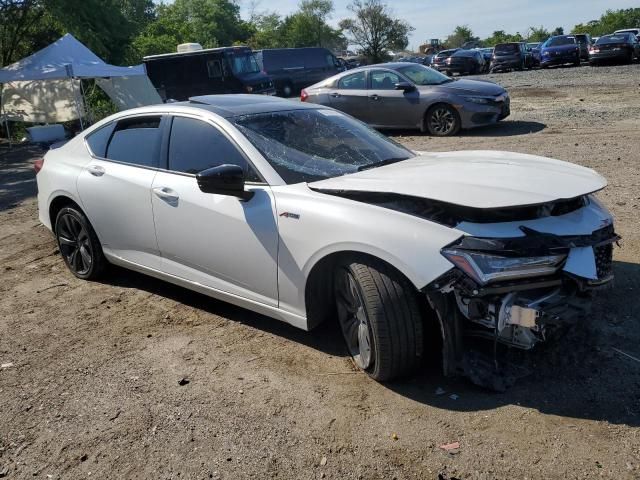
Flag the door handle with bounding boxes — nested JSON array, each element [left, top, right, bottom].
[[87, 165, 105, 177], [152, 187, 179, 202], [369, 94, 380, 101], [330, 92, 340, 98]]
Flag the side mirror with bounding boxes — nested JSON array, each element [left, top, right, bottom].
[[394, 82, 415, 92], [196, 164, 254, 201]]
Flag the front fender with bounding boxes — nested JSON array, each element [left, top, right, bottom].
[[273, 184, 462, 319]]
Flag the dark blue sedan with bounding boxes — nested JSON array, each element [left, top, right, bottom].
[[540, 35, 581, 68]]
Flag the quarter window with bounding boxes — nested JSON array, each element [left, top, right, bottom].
[[337, 71, 365, 90], [168, 116, 260, 181], [105, 116, 162, 167], [370, 71, 401, 90], [85, 122, 116, 158]]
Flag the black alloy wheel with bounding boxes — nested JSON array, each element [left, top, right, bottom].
[[334, 257, 424, 381], [55, 207, 106, 280], [426, 104, 460, 137]]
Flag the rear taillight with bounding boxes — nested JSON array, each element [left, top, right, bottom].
[[34, 158, 44, 174], [300, 89, 309, 102]]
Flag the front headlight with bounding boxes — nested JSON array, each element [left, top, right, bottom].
[[441, 248, 566, 285], [542, 51, 550, 56], [246, 85, 254, 93], [464, 96, 491, 104]]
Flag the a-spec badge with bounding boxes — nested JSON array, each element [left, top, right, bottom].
[[279, 212, 300, 219]]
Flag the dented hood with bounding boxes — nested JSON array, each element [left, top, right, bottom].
[[310, 151, 607, 209]]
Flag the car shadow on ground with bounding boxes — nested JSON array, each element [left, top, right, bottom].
[[384, 120, 546, 140], [104, 258, 640, 427], [0, 145, 43, 212]]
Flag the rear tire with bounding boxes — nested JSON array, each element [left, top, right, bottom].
[[425, 103, 461, 137], [334, 256, 424, 381], [54, 207, 107, 280]]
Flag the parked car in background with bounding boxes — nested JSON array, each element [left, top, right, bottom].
[[589, 33, 640, 65], [144, 44, 275, 101], [526, 42, 542, 66], [301, 63, 509, 136], [573, 33, 592, 61], [254, 47, 341, 97], [614, 28, 640, 38], [490, 42, 534, 72], [540, 35, 581, 68], [431, 49, 459, 72], [443, 49, 487, 75], [476, 47, 494, 65], [421, 54, 434, 66], [35, 95, 618, 389]]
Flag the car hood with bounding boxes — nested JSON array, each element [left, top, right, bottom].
[[309, 151, 606, 209], [424, 78, 505, 96]]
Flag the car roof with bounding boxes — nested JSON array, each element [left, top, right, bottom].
[[175, 95, 323, 117]]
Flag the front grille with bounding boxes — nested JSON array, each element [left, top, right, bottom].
[[594, 243, 613, 279]]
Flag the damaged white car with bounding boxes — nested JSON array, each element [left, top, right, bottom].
[[35, 95, 618, 389]]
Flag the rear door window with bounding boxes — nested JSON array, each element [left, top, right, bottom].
[[337, 71, 366, 89], [168, 116, 260, 181], [105, 116, 162, 167]]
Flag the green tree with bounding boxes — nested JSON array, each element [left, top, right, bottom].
[[551, 26, 564, 36], [526, 26, 550, 42], [247, 12, 283, 49], [482, 30, 523, 47], [339, 0, 413, 63], [572, 8, 640, 36], [128, 0, 252, 60], [278, 0, 346, 50], [445, 25, 478, 48]]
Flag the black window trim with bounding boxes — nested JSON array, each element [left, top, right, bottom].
[[83, 113, 168, 172], [367, 67, 412, 89], [163, 112, 267, 185]]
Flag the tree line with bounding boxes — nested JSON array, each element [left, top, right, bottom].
[[0, 0, 411, 67], [1, 1, 639, 70], [443, 8, 640, 49]]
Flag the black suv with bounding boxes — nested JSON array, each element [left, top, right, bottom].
[[490, 42, 534, 72], [573, 34, 592, 61]]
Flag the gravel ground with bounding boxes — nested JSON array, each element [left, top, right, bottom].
[[1, 63, 639, 480]]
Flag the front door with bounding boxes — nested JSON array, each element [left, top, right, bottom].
[[151, 115, 279, 306]]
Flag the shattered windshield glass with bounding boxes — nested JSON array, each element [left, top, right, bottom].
[[232, 109, 415, 184]]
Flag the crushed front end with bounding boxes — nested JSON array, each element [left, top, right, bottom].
[[423, 196, 619, 390]]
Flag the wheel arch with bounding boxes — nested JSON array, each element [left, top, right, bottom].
[[48, 194, 83, 233], [303, 247, 425, 330]]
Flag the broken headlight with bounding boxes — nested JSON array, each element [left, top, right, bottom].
[[441, 249, 566, 285]]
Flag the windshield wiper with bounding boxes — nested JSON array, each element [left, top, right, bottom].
[[358, 157, 409, 172]]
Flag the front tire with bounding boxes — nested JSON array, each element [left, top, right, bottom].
[[334, 257, 424, 381], [426, 104, 461, 137], [55, 206, 107, 280]]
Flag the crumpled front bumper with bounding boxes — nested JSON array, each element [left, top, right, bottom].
[[424, 221, 619, 390]]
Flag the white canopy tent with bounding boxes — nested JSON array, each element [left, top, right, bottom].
[[0, 33, 159, 144]]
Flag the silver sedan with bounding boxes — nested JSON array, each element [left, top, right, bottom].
[[301, 63, 510, 136]]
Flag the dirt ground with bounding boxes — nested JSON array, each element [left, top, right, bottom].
[[1, 63, 639, 480]]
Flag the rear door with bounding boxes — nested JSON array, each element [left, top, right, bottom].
[[366, 69, 421, 128], [77, 115, 165, 269], [327, 70, 370, 122]]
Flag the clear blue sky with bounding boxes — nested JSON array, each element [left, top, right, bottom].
[[240, 0, 638, 49]]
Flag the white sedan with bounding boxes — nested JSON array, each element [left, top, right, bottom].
[[35, 95, 618, 389]]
